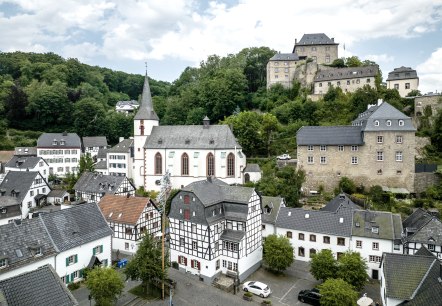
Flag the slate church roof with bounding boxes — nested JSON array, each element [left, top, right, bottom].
[[134, 73, 159, 121], [0, 264, 78, 306], [145, 125, 242, 150], [39, 202, 112, 252]]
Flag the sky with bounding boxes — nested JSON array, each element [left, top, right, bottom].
[[0, 0, 441, 94]]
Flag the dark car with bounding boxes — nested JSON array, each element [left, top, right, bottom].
[[298, 288, 321, 305]]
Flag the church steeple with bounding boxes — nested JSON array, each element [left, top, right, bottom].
[[134, 72, 159, 121]]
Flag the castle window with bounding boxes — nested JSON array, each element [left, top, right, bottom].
[[395, 151, 403, 162], [377, 151, 384, 161], [319, 83, 322, 87], [227, 153, 235, 177], [308, 145, 314, 151], [320, 145, 327, 151], [320, 156, 327, 164], [386, 120, 392, 126], [206, 153, 215, 176], [405, 83, 410, 89], [307, 156, 314, 164], [398, 120, 404, 126], [394, 84, 399, 90], [351, 157, 358, 164], [154, 153, 162, 175], [377, 136, 383, 143], [181, 153, 189, 176], [396, 135, 403, 143], [366, 78, 371, 83], [351, 145, 358, 151], [338, 145, 344, 151]]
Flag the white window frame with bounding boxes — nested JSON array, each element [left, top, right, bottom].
[[396, 151, 403, 162], [338, 145, 344, 151], [320, 156, 326, 164], [356, 240, 362, 248], [398, 120, 404, 126], [386, 120, 392, 126], [307, 145, 314, 151], [377, 136, 383, 143], [374, 120, 379, 126], [396, 135, 403, 144], [377, 151, 384, 161], [320, 145, 327, 151], [351, 156, 358, 165], [307, 156, 314, 164], [372, 242, 379, 250], [351, 145, 358, 151]]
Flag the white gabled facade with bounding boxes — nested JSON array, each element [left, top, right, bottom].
[[57, 236, 112, 284], [4, 157, 50, 182], [168, 179, 262, 283]]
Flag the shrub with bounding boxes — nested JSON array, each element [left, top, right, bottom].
[[67, 282, 81, 291], [244, 292, 253, 297], [338, 177, 356, 194]]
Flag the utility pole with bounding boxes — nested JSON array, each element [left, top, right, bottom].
[[158, 170, 171, 300]]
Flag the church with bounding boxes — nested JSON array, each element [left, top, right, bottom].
[[132, 74, 247, 191]]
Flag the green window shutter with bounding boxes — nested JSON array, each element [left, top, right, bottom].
[[66, 274, 70, 284], [100, 245, 103, 253], [93, 247, 96, 255], [74, 254, 78, 263], [66, 257, 69, 267], [79, 269, 84, 278], [71, 272, 75, 281]]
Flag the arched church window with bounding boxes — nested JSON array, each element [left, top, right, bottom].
[[181, 153, 189, 176], [227, 153, 235, 177], [154, 152, 162, 175], [207, 153, 215, 176]]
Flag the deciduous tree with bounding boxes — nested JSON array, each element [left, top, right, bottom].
[[336, 251, 368, 291], [310, 249, 337, 281], [263, 234, 294, 272], [86, 267, 124, 306], [318, 278, 358, 306]]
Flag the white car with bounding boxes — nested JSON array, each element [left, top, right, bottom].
[[277, 153, 291, 160], [242, 281, 272, 298]]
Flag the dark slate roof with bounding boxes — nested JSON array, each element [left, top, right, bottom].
[[183, 178, 254, 207], [74, 172, 130, 195], [405, 218, 442, 245], [14, 147, 37, 156], [82, 136, 108, 148], [0, 218, 57, 275], [0, 171, 41, 202], [261, 196, 284, 225], [403, 208, 433, 231], [0, 264, 78, 306], [94, 160, 107, 169], [269, 53, 299, 61], [352, 210, 402, 240], [314, 66, 378, 82], [47, 189, 69, 198], [40, 202, 113, 252], [382, 253, 439, 301], [414, 246, 436, 257], [145, 125, 242, 149], [244, 164, 261, 173], [296, 33, 338, 45], [404, 260, 442, 306], [321, 193, 360, 212], [107, 139, 133, 153], [97, 148, 108, 159], [0, 196, 21, 220], [352, 101, 416, 132], [5, 156, 45, 169], [392, 214, 403, 242], [296, 126, 363, 145], [220, 229, 245, 242], [276, 207, 353, 237], [37, 133, 81, 148], [386, 66, 418, 81], [134, 73, 159, 120]]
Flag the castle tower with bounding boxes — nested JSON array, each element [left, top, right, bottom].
[[133, 72, 159, 187]]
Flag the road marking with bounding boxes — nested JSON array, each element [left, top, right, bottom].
[[279, 280, 299, 302]]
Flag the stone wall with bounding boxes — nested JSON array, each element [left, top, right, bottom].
[[294, 44, 338, 64], [415, 136, 431, 159], [313, 76, 376, 94], [414, 172, 441, 194]]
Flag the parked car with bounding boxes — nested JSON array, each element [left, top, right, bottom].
[[277, 153, 291, 160], [298, 288, 321, 305], [242, 281, 271, 298]]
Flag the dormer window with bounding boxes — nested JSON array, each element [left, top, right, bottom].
[[60, 140, 65, 145], [209, 139, 214, 145], [386, 120, 392, 126], [34, 247, 42, 256], [158, 138, 163, 144], [1, 208, 6, 214], [0, 258, 8, 269], [374, 120, 379, 126], [185, 139, 190, 144], [52, 140, 58, 145], [398, 120, 404, 126], [372, 226, 379, 234]]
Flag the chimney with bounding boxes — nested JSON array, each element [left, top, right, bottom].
[[207, 176, 212, 183], [203, 116, 210, 129], [126, 193, 130, 198], [331, 38, 334, 42], [62, 131, 67, 136], [377, 99, 383, 106], [295, 38, 297, 44]]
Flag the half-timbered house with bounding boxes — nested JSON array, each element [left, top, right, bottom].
[[168, 177, 262, 283], [402, 208, 442, 259], [74, 172, 135, 203], [99, 195, 162, 254]]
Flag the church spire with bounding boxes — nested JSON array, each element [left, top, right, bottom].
[[134, 71, 159, 120]]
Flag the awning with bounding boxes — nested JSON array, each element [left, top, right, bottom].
[[381, 186, 410, 194], [87, 256, 102, 269], [34, 194, 47, 201]]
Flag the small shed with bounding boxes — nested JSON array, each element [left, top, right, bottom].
[[47, 189, 70, 204]]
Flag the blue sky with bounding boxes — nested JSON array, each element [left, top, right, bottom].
[[0, 0, 441, 93]]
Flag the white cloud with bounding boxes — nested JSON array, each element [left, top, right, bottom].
[[364, 54, 395, 64], [417, 48, 442, 94]]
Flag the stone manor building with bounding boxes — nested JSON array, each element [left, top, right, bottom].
[[297, 100, 416, 193]]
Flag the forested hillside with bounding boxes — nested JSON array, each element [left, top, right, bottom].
[[0, 49, 435, 160]]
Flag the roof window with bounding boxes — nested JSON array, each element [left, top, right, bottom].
[[374, 120, 379, 126], [398, 120, 404, 126], [339, 217, 344, 223], [386, 120, 392, 126], [372, 226, 379, 234]]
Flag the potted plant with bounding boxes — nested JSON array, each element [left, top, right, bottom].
[[243, 292, 253, 301]]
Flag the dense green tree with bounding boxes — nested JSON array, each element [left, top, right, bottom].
[[310, 249, 337, 281], [104, 111, 133, 145], [336, 251, 368, 291], [236, 47, 276, 92], [162, 97, 188, 125], [25, 80, 73, 131], [263, 234, 294, 272], [431, 109, 442, 153], [346, 56, 362, 67], [86, 267, 124, 306], [330, 58, 346, 68], [124, 232, 169, 294], [318, 278, 358, 306], [73, 97, 107, 136], [338, 177, 356, 194], [186, 107, 207, 125], [79, 155, 95, 174], [349, 85, 379, 115]]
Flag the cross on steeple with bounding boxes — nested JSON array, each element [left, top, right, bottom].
[[145, 61, 147, 74]]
